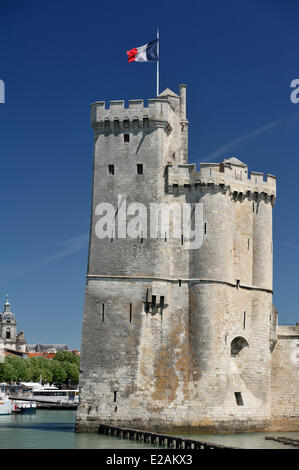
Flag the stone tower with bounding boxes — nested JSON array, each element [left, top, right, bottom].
[[0, 297, 17, 348], [76, 85, 277, 432], [0, 297, 27, 352]]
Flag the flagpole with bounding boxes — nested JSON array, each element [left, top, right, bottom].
[[157, 28, 159, 96]]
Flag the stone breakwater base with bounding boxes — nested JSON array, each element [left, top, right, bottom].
[[96, 424, 237, 449]]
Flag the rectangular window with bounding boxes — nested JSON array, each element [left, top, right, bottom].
[[102, 304, 105, 323], [129, 303, 132, 323], [108, 164, 114, 175], [235, 392, 244, 406], [204, 223, 207, 235], [137, 164, 143, 175], [243, 311, 246, 329], [124, 134, 129, 142]]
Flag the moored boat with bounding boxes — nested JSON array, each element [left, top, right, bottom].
[[11, 400, 37, 414], [30, 387, 79, 406], [0, 391, 12, 415]]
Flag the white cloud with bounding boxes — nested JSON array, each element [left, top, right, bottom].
[[0, 233, 89, 282], [199, 117, 284, 163]]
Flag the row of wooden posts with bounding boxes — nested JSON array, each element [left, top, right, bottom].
[[98, 424, 235, 449]]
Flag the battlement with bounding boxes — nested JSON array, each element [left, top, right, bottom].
[[277, 325, 299, 338], [90, 85, 188, 130], [166, 158, 276, 203]]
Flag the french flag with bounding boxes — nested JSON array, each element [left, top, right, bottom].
[[127, 39, 159, 63]]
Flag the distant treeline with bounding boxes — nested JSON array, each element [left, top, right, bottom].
[[0, 351, 79, 386]]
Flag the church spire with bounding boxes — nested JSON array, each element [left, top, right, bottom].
[[4, 295, 10, 312]]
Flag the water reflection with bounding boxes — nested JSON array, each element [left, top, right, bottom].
[[0, 411, 298, 449]]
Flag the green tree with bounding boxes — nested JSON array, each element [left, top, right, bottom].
[[50, 361, 67, 385], [2, 361, 18, 383], [0, 352, 79, 387], [54, 351, 79, 365], [65, 362, 79, 384]]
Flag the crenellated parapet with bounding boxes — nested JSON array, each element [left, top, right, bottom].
[[90, 98, 174, 131], [90, 86, 188, 133], [166, 157, 276, 205]]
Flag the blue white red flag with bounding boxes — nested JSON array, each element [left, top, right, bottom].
[[127, 39, 159, 63]]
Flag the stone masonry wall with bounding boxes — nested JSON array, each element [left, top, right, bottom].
[[270, 326, 299, 422], [76, 85, 292, 434]]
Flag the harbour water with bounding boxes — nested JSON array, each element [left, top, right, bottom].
[[0, 410, 298, 449]]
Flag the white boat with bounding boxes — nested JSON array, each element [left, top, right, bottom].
[[30, 387, 79, 405], [0, 391, 12, 415], [11, 400, 37, 414]]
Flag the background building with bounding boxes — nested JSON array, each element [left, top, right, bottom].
[[0, 298, 27, 354]]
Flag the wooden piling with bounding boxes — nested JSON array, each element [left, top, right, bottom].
[[97, 424, 237, 449]]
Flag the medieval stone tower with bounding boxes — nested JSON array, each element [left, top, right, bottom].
[[76, 84, 285, 433]]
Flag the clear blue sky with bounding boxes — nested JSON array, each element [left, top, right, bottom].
[[0, 0, 298, 349]]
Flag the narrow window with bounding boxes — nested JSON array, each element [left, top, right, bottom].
[[124, 134, 129, 142], [102, 304, 105, 323], [108, 164, 114, 175], [179, 280, 181, 287], [252, 202, 255, 213], [235, 392, 244, 406], [243, 311, 246, 329], [181, 235, 184, 245], [151, 295, 156, 314], [6, 328, 10, 339], [111, 237, 113, 243], [164, 233, 167, 242], [248, 239, 250, 250], [137, 164, 143, 175], [113, 391, 117, 402], [129, 303, 132, 323], [160, 296, 164, 321], [204, 223, 207, 235]]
